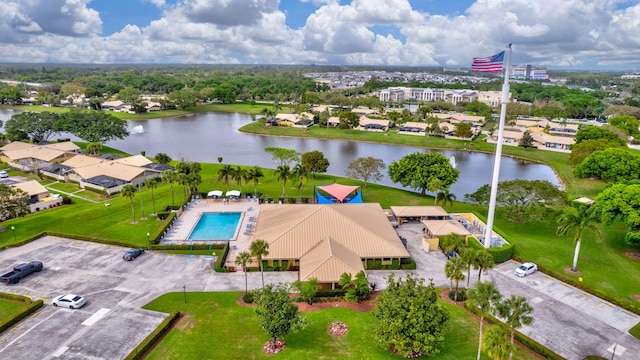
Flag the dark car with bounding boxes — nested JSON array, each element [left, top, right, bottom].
[[123, 249, 144, 261]]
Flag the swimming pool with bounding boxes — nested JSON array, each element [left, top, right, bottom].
[[188, 212, 242, 241]]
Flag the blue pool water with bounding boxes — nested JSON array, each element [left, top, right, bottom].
[[188, 212, 242, 240]]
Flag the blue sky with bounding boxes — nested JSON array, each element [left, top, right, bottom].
[[1, 0, 639, 70]]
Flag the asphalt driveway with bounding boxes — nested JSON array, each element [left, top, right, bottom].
[[376, 222, 640, 360], [0, 236, 296, 360]]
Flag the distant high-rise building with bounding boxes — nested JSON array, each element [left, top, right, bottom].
[[510, 65, 549, 80]]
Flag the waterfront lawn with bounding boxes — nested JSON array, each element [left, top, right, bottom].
[[239, 121, 607, 199], [142, 292, 537, 360]]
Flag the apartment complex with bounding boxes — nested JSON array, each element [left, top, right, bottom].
[[377, 87, 507, 107]]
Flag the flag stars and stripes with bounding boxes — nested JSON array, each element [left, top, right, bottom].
[[471, 51, 505, 72]]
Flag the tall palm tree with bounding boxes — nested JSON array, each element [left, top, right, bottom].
[[461, 249, 476, 288], [436, 189, 456, 210], [145, 177, 159, 215], [250, 239, 269, 287], [556, 204, 602, 272], [217, 165, 234, 192], [427, 178, 443, 205], [246, 166, 264, 195], [187, 173, 201, 197], [474, 250, 495, 282], [138, 184, 146, 220], [162, 170, 177, 205], [498, 295, 534, 360], [232, 166, 247, 193], [235, 251, 253, 294], [467, 281, 503, 360], [274, 165, 291, 197], [292, 163, 308, 197], [121, 184, 136, 223], [176, 172, 189, 197], [444, 257, 465, 301]]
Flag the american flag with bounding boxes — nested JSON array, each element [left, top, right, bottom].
[[471, 51, 505, 72]]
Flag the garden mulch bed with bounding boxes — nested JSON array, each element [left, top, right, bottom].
[[236, 292, 379, 312]]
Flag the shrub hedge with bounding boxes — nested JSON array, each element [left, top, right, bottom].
[[125, 311, 181, 360], [0, 293, 43, 334]]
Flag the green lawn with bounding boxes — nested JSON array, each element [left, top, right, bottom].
[[0, 298, 31, 325], [142, 292, 537, 360], [2, 156, 639, 310]]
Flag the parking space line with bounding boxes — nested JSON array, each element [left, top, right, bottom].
[[30, 309, 45, 319], [9, 323, 24, 333], [82, 308, 110, 326], [52, 346, 69, 357]]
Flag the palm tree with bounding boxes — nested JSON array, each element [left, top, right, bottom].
[[292, 163, 308, 197], [246, 166, 264, 195], [274, 165, 291, 197], [427, 178, 443, 205], [217, 165, 234, 192], [461, 249, 476, 288], [556, 204, 602, 272], [441, 233, 465, 258], [498, 295, 534, 360], [483, 325, 512, 360], [138, 184, 146, 220], [232, 166, 247, 193], [444, 257, 465, 301], [121, 184, 136, 223], [467, 281, 503, 360], [145, 177, 159, 215], [250, 239, 269, 287], [235, 251, 253, 294], [162, 170, 177, 205], [474, 250, 495, 282], [176, 172, 189, 197], [436, 189, 456, 210]]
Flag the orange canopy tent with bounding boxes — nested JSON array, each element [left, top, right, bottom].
[[316, 184, 361, 203]]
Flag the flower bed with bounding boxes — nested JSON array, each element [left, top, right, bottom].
[[328, 321, 348, 336], [262, 338, 285, 355]]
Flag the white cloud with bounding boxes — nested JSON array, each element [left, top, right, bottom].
[[0, 0, 638, 69], [142, 0, 166, 8]]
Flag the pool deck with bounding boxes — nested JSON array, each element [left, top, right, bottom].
[[161, 198, 260, 266]]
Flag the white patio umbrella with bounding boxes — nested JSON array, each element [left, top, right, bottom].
[[225, 190, 241, 197], [208, 190, 223, 197]]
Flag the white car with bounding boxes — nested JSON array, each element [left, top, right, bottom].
[[0, 170, 8, 178], [514, 262, 538, 277], [52, 294, 87, 309]]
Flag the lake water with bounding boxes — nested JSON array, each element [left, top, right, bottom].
[[0, 108, 560, 196]]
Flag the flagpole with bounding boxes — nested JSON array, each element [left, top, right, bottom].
[[483, 44, 512, 248]]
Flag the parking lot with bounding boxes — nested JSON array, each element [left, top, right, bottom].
[[0, 230, 639, 360], [0, 236, 215, 360]]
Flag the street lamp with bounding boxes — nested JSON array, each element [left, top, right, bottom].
[[147, 232, 151, 250], [10, 226, 15, 243], [182, 284, 187, 304]]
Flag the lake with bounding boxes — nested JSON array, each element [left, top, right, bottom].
[[0, 109, 560, 196]]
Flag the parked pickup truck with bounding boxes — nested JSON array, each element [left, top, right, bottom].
[[0, 261, 43, 284]]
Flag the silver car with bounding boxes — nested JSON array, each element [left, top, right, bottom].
[[514, 262, 538, 277], [52, 294, 87, 309]]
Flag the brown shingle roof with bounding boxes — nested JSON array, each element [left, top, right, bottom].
[[299, 237, 364, 282], [255, 204, 409, 261], [390, 206, 448, 218], [422, 219, 471, 237]]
